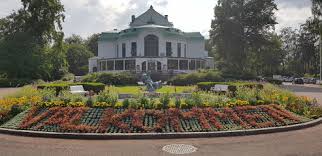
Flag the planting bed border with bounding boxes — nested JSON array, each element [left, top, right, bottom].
[[0, 118, 321, 140]]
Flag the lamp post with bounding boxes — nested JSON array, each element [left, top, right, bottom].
[[320, 24, 322, 82]]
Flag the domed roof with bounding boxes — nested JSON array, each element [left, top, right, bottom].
[[130, 6, 173, 28]]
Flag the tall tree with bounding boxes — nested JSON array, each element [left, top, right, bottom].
[[210, 0, 277, 76], [65, 34, 84, 45], [311, 0, 322, 79], [0, 0, 66, 80], [85, 33, 99, 56], [66, 44, 93, 76]]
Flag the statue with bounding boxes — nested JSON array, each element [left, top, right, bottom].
[[141, 73, 162, 92]]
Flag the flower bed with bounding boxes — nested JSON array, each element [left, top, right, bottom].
[[1, 104, 308, 133]]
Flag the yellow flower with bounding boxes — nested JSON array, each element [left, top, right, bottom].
[[114, 101, 123, 108]]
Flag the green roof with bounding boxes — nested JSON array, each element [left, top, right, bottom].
[[99, 32, 119, 41], [99, 28, 204, 41]]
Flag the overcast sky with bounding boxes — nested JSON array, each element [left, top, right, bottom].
[[0, 0, 313, 38]]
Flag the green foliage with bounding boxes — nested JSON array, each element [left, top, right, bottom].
[[64, 34, 83, 45], [210, 0, 278, 76], [66, 44, 93, 76], [266, 78, 283, 85], [169, 70, 223, 86], [82, 72, 139, 85], [37, 82, 105, 95], [85, 33, 99, 56], [159, 93, 171, 108], [0, 0, 66, 81], [0, 78, 32, 87], [96, 89, 118, 107]]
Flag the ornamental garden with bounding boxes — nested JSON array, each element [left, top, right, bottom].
[[0, 72, 321, 134]]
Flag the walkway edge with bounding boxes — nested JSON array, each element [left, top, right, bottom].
[[0, 118, 321, 140]]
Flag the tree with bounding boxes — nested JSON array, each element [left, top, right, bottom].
[[66, 44, 93, 76], [279, 27, 299, 75], [311, 0, 322, 79], [85, 33, 99, 56], [0, 0, 66, 80], [210, 0, 277, 77], [65, 34, 84, 45]]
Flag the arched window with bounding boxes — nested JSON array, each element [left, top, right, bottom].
[[144, 35, 159, 57]]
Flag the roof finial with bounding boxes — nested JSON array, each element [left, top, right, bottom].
[[150, 5, 153, 9]]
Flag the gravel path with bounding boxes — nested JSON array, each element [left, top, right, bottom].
[[0, 85, 321, 156], [0, 88, 21, 98]]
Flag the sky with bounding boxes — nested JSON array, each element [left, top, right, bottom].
[[0, 0, 313, 38]]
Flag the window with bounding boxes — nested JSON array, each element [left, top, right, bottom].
[[115, 60, 124, 70], [196, 60, 201, 69], [131, 42, 137, 57], [116, 44, 119, 58], [100, 61, 106, 71], [166, 42, 172, 57], [125, 60, 136, 70], [177, 43, 181, 57], [179, 60, 188, 70], [144, 35, 159, 56], [184, 44, 187, 57], [122, 43, 126, 58], [189, 60, 196, 70], [168, 60, 179, 70], [106, 61, 114, 70]]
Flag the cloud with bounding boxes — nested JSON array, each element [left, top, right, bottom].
[[0, 0, 314, 38], [275, 0, 312, 31], [276, 0, 311, 9]]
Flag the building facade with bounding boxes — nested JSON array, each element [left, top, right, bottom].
[[89, 6, 214, 74]]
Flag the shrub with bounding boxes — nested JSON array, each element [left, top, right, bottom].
[[266, 78, 283, 85], [37, 82, 105, 95], [96, 89, 118, 107], [0, 78, 32, 87], [169, 70, 223, 86], [82, 72, 138, 85]]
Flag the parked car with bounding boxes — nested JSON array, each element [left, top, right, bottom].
[[308, 78, 316, 84], [293, 78, 304, 84], [302, 78, 310, 84]]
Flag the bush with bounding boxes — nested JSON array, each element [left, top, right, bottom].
[[82, 72, 138, 85], [266, 78, 283, 85], [37, 82, 105, 95], [0, 78, 32, 87], [169, 70, 223, 86]]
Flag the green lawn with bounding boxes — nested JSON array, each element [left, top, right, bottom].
[[106, 85, 196, 94]]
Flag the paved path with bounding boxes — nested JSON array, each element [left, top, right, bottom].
[[282, 84, 322, 106], [0, 88, 21, 98], [0, 85, 321, 156]]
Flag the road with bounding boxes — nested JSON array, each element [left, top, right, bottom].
[[0, 85, 321, 156]]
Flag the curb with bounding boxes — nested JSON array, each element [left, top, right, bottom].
[[0, 118, 321, 140]]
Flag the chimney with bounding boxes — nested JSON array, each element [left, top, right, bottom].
[[165, 15, 168, 20], [131, 15, 135, 22]]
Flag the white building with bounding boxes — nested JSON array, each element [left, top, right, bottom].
[[89, 6, 214, 73]]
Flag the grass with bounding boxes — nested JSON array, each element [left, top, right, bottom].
[[106, 85, 196, 94], [156, 86, 196, 93]]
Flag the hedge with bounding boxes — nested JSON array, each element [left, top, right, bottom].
[[266, 78, 283, 85], [82, 72, 138, 85], [169, 70, 224, 86], [0, 78, 32, 87], [197, 82, 264, 92], [37, 83, 105, 95]]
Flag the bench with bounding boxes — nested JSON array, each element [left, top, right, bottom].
[[70, 85, 89, 95], [210, 85, 229, 92]]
